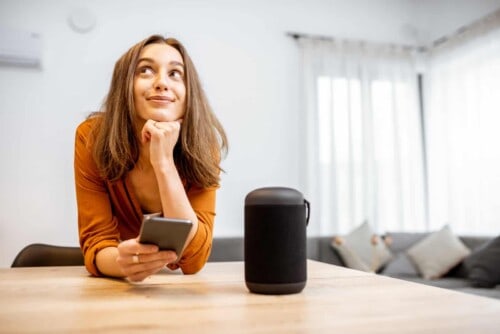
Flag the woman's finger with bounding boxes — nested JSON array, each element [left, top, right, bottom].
[[123, 258, 172, 282], [118, 238, 158, 256], [128, 250, 177, 265], [141, 119, 157, 143], [152, 120, 181, 133]]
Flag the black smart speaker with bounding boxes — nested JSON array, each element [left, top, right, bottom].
[[244, 187, 310, 294]]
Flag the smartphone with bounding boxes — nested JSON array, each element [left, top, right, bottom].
[[138, 216, 193, 262]]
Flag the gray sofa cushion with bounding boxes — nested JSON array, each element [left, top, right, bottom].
[[385, 232, 429, 253], [464, 235, 500, 288], [208, 237, 244, 262], [443, 236, 493, 278], [381, 253, 419, 277], [311, 237, 345, 266], [460, 236, 493, 250]]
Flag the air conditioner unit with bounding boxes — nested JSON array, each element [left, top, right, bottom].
[[0, 27, 42, 67]]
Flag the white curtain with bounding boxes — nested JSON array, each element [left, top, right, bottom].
[[298, 38, 426, 235], [424, 17, 500, 236]]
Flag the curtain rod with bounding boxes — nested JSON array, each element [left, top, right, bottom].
[[287, 32, 333, 41], [286, 32, 427, 53], [432, 7, 500, 48], [287, 7, 500, 52]]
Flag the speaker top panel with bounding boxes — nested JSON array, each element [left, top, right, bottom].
[[245, 187, 305, 206]]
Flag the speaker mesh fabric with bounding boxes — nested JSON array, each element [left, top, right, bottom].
[[245, 205, 307, 284]]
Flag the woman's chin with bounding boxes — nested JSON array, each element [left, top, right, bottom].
[[152, 111, 182, 123]]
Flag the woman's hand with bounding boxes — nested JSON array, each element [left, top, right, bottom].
[[116, 238, 177, 282], [141, 119, 182, 168]]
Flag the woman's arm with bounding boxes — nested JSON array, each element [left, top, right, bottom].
[[173, 186, 217, 274], [143, 120, 199, 244], [74, 119, 122, 276], [142, 119, 216, 273], [154, 161, 199, 245]]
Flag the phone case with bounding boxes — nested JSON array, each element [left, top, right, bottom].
[[138, 217, 193, 260]]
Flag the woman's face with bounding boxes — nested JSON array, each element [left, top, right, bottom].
[[133, 43, 186, 123]]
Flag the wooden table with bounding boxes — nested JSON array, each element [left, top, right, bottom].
[[1, 260, 499, 333]]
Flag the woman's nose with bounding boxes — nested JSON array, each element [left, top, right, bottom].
[[154, 73, 169, 91]]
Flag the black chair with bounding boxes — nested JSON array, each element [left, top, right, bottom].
[[11, 243, 84, 267]]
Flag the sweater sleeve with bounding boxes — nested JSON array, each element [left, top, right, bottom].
[[74, 119, 120, 276], [167, 184, 218, 274]]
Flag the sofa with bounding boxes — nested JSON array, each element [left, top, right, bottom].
[[208, 233, 500, 300]]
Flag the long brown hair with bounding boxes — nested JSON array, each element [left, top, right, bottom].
[[90, 35, 228, 187]]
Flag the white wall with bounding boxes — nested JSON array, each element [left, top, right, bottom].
[[1, 0, 499, 267]]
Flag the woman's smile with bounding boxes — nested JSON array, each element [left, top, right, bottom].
[[147, 95, 175, 107]]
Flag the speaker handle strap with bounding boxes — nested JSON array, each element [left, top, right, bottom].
[[304, 199, 310, 226]]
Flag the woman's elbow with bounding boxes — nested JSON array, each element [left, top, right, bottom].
[[181, 261, 206, 275]]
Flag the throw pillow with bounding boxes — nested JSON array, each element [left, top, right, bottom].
[[464, 235, 500, 288], [406, 225, 470, 279], [331, 221, 393, 272]]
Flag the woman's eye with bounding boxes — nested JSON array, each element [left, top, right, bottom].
[[170, 70, 184, 80], [138, 66, 154, 75]]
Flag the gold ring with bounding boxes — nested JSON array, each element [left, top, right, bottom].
[[132, 254, 139, 264]]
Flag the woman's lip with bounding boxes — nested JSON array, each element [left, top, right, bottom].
[[148, 99, 172, 106], [147, 96, 174, 102]]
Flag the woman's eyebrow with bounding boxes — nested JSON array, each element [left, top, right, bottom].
[[170, 61, 185, 68], [137, 58, 184, 68], [137, 57, 154, 64]]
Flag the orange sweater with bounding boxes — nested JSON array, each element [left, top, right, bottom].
[[74, 118, 217, 276]]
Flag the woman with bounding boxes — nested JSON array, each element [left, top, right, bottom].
[[74, 35, 227, 282]]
